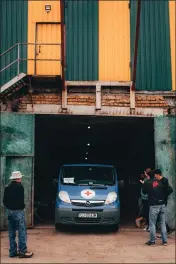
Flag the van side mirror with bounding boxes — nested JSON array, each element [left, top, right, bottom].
[[53, 179, 58, 185], [118, 180, 124, 187]]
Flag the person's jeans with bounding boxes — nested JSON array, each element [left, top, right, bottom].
[[149, 205, 167, 243], [7, 210, 27, 256]]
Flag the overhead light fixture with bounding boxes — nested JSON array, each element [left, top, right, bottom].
[[45, 5, 51, 13], [88, 126, 91, 129], [87, 143, 90, 146], [86, 152, 88, 155], [85, 157, 88, 160]]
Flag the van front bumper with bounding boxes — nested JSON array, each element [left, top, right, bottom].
[[55, 208, 120, 226]]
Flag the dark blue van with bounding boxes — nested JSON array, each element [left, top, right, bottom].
[[55, 164, 120, 230]]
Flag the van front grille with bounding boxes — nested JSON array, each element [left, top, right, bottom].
[[71, 200, 104, 207]]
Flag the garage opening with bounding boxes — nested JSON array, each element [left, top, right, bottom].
[[34, 115, 155, 228]]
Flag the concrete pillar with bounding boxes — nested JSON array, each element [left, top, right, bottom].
[[154, 116, 176, 229]]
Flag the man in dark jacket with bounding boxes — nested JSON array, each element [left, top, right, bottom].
[[3, 171, 33, 258], [141, 169, 169, 246]]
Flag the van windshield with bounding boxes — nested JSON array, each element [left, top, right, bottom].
[[61, 166, 115, 185]]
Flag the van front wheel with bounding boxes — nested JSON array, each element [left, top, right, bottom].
[[55, 223, 61, 231], [110, 224, 119, 232]]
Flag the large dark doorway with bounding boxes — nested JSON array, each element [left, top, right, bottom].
[[34, 115, 155, 227]]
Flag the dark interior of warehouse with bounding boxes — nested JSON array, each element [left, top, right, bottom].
[[34, 115, 155, 228]]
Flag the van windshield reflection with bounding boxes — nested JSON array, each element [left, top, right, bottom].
[[61, 166, 114, 186]]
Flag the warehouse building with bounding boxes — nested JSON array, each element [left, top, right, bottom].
[[0, 0, 175, 230]]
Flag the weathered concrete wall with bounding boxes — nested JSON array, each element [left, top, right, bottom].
[[154, 116, 176, 229]]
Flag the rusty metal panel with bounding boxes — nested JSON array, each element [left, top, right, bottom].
[[27, 1, 61, 75], [0, 113, 34, 156], [154, 116, 176, 230], [0, 157, 6, 229], [130, 0, 172, 91], [169, 0, 176, 91], [0, 0, 28, 87], [0, 157, 34, 229], [0, 113, 34, 230], [99, 1, 130, 81], [65, 0, 98, 81]]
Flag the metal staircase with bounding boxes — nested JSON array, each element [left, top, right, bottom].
[[0, 43, 29, 99], [0, 42, 61, 99]]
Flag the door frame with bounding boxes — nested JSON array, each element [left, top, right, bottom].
[[34, 22, 61, 75]]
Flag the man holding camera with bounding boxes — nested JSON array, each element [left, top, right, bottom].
[[140, 169, 173, 246]]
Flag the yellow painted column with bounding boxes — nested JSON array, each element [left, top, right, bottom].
[[28, 1, 61, 75], [99, 1, 130, 81], [169, 0, 176, 90]]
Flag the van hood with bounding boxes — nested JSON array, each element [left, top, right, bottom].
[[59, 185, 117, 200]]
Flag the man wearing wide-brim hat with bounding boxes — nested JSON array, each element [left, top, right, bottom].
[[3, 171, 33, 258]]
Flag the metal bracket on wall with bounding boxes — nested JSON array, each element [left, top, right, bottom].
[[62, 87, 67, 110], [96, 84, 101, 110], [130, 82, 135, 114]]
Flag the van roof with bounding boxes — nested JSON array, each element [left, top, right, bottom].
[[63, 164, 114, 168]]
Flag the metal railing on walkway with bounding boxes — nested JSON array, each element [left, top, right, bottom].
[[0, 42, 61, 77]]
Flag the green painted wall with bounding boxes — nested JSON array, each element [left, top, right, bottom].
[[65, 0, 98, 81], [130, 0, 172, 91], [0, 0, 28, 87], [0, 113, 34, 230], [0, 113, 34, 156], [154, 116, 176, 230]]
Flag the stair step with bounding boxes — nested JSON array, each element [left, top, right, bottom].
[[0, 73, 26, 93]]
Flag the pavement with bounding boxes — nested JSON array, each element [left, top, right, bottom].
[[1, 226, 175, 263]]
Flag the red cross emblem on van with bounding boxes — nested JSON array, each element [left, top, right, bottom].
[[81, 189, 95, 199]]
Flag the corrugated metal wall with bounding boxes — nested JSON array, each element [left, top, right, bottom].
[[1, 0, 174, 90], [0, 0, 28, 86], [0, 113, 35, 230], [130, 0, 172, 91], [28, 1, 61, 75], [99, 1, 130, 81], [65, 0, 98, 81], [169, 0, 176, 91]]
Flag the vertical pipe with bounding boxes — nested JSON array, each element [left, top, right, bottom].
[[17, 43, 20, 75], [60, 0, 66, 90], [131, 0, 141, 91]]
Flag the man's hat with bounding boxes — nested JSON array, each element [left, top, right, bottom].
[[9, 171, 23, 180]]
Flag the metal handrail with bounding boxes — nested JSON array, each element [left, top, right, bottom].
[[0, 42, 61, 76], [0, 43, 19, 58]]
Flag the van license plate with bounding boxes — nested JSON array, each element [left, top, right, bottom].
[[78, 213, 97, 218]]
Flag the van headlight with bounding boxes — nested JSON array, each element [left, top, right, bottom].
[[105, 192, 117, 205], [58, 191, 71, 204]]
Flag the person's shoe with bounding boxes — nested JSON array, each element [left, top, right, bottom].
[[19, 251, 33, 258], [145, 241, 155, 246], [167, 229, 173, 235], [143, 226, 150, 232], [157, 235, 161, 239], [9, 252, 19, 258], [136, 217, 142, 228], [162, 242, 168, 246]]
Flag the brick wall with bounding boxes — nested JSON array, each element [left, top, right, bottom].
[[18, 92, 169, 112]]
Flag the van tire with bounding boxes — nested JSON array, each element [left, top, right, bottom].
[[111, 224, 119, 232], [55, 223, 61, 231]]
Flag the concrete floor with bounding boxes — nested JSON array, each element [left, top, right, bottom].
[[1, 226, 175, 263]]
